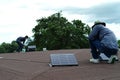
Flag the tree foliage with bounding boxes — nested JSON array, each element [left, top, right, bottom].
[[118, 40, 120, 48], [32, 12, 91, 50], [0, 41, 18, 53]]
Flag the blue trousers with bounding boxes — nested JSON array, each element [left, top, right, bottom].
[[89, 40, 118, 59], [16, 41, 24, 52]]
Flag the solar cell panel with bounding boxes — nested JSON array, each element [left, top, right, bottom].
[[50, 53, 78, 67]]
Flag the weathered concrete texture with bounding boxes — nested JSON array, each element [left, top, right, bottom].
[[0, 49, 120, 80]]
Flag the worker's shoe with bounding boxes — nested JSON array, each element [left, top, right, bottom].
[[108, 55, 117, 64], [90, 58, 99, 63]]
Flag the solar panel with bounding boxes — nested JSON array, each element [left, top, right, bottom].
[[27, 45, 36, 51], [50, 53, 78, 67]]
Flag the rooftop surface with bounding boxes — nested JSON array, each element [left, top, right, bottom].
[[0, 49, 120, 80]]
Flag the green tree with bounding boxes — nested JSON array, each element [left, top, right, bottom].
[[0, 45, 6, 53], [0, 42, 10, 53], [118, 40, 120, 48], [32, 12, 91, 50], [71, 20, 91, 48], [10, 41, 18, 52], [0, 41, 18, 53]]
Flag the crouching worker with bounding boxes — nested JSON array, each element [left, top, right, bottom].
[[88, 21, 118, 64], [16, 35, 28, 52]]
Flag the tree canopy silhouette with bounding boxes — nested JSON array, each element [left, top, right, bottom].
[[32, 12, 91, 50]]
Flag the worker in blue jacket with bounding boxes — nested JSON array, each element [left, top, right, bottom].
[[16, 35, 28, 52], [88, 21, 118, 64]]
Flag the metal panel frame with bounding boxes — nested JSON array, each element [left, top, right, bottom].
[[50, 53, 78, 67]]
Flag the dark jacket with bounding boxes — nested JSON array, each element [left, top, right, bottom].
[[16, 37, 26, 44], [89, 24, 118, 50]]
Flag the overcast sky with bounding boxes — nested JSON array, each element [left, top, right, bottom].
[[0, 0, 120, 43]]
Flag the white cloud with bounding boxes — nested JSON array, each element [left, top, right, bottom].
[[0, 0, 120, 43]]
